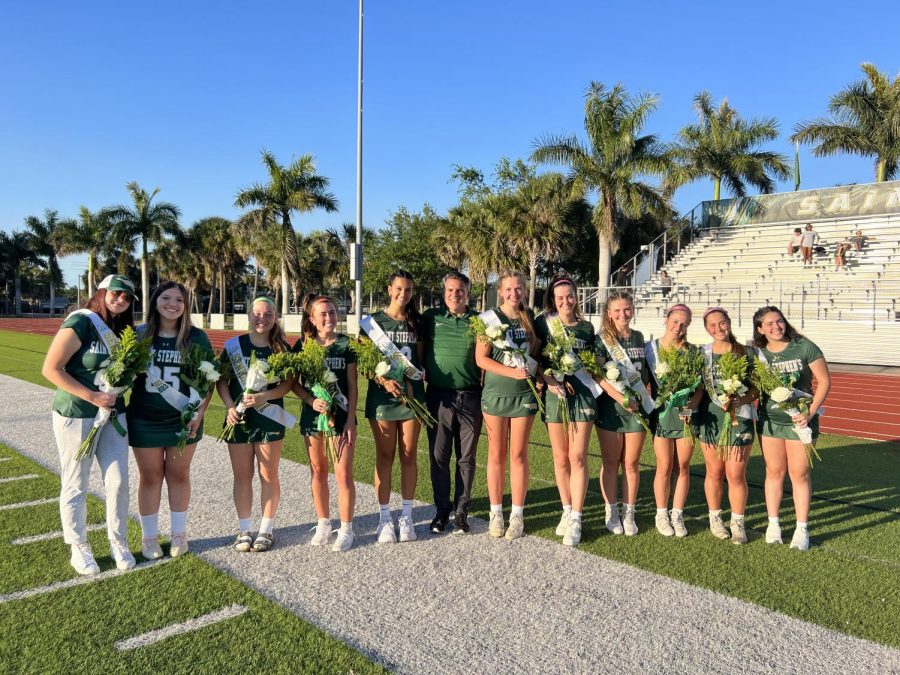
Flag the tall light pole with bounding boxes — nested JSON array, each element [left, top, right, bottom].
[[351, 0, 364, 331]]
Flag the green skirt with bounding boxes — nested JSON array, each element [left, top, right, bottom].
[[365, 380, 426, 422], [654, 405, 694, 440], [128, 413, 202, 448], [299, 405, 353, 437], [757, 416, 820, 442], [696, 403, 754, 447], [482, 393, 538, 418], [224, 408, 286, 444], [543, 380, 597, 424], [596, 395, 647, 433]]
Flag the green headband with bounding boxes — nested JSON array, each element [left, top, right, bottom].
[[252, 296, 276, 308]]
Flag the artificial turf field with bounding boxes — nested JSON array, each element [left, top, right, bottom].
[[0, 328, 898, 671]]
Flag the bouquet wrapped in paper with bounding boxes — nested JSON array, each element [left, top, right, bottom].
[[217, 353, 280, 442], [653, 345, 704, 442], [752, 360, 822, 466], [172, 343, 221, 454], [714, 352, 749, 458], [350, 337, 436, 427], [469, 316, 544, 414], [77, 326, 152, 459]]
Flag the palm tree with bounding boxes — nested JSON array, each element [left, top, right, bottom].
[[2, 231, 43, 316], [234, 150, 338, 314], [25, 209, 75, 316], [668, 91, 790, 200], [190, 217, 240, 318], [52, 206, 108, 296], [105, 182, 181, 314], [792, 63, 900, 182], [155, 234, 204, 314], [532, 82, 672, 289]]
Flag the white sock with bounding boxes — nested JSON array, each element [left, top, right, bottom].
[[796, 521, 808, 531], [318, 518, 330, 527], [570, 511, 582, 522], [340, 521, 353, 533], [656, 508, 668, 516], [671, 508, 683, 517], [562, 504, 572, 513], [401, 499, 413, 519], [710, 509, 722, 517], [379, 504, 392, 522], [732, 513, 744, 522], [768, 516, 780, 525], [624, 503, 635, 514], [140, 513, 159, 539], [239, 517, 252, 532], [170, 510, 188, 535], [259, 517, 275, 535], [490, 503, 503, 515], [511, 505, 524, 517]]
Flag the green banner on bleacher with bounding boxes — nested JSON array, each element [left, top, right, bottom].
[[704, 180, 900, 227]]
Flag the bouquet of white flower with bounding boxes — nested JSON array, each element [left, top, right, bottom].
[[470, 316, 544, 414], [217, 353, 279, 443], [653, 345, 703, 442], [542, 318, 582, 429], [173, 343, 221, 454], [714, 352, 750, 458], [603, 361, 651, 434], [752, 360, 821, 466]]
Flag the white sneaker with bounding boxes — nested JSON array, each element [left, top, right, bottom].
[[563, 519, 582, 546], [505, 513, 524, 541], [623, 506, 638, 536], [555, 510, 570, 536], [790, 527, 809, 551], [655, 512, 675, 537], [169, 533, 188, 558], [70, 542, 100, 575], [142, 537, 163, 560], [605, 504, 624, 535], [730, 519, 747, 545], [310, 520, 332, 546], [489, 512, 505, 538], [110, 539, 136, 570], [376, 519, 397, 545], [398, 515, 417, 542], [332, 529, 355, 552], [765, 521, 783, 544], [671, 510, 688, 538], [709, 513, 730, 540]]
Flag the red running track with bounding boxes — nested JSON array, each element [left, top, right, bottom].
[[3, 318, 899, 442]]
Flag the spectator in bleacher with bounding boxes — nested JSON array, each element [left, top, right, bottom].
[[849, 229, 875, 253], [800, 224, 818, 267], [787, 228, 802, 256], [834, 240, 851, 273], [614, 262, 631, 288], [658, 270, 673, 298], [752, 306, 830, 552]]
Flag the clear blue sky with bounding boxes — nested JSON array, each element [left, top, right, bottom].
[[1, 1, 896, 284]]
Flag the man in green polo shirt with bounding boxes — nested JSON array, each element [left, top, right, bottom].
[[421, 271, 482, 534]]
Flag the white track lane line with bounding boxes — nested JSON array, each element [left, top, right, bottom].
[[114, 604, 249, 651], [0, 497, 56, 511], [12, 523, 106, 545], [0, 473, 39, 484], [0, 558, 173, 605]]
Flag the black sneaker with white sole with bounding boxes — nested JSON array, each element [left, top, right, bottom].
[[453, 512, 470, 534], [430, 515, 450, 533]]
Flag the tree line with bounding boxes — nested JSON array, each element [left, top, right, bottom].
[[2, 65, 898, 317]]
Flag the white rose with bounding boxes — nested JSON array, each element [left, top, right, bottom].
[[655, 362, 671, 378], [204, 370, 220, 383], [605, 365, 621, 381], [98, 359, 111, 369], [198, 360, 215, 374], [324, 370, 338, 384], [770, 386, 792, 403], [492, 339, 507, 350], [485, 325, 503, 340], [375, 361, 391, 377], [561, 354, 576, 370]]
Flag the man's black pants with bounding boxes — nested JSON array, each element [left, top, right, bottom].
[[426, 386, 482, 517]]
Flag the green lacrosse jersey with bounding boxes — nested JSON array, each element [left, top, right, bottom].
[[52, 312, 127, 419], [757, 337, 824, 426], [362, 311, 425, 421]]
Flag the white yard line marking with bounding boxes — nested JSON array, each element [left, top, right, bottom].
[[114, 604, 249, 651], [12, 523, 106, 545], [0, 558, 173, 605], [0, 497, 56, 511], [0, 473, 39, 484], [0, 457, 11, 462]]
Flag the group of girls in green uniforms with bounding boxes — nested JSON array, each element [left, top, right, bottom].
[[44, 269, 830, 576]]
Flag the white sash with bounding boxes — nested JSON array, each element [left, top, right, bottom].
[[600, 334, 654, 414], [546, 314, 602, 398], [224, 337, 297, 429], [645, 338, 660, 387], [135, 324, 194, 412], [701, 344, 756, 421], [359, 314, 423, 380], [755, 348, 824, 418], [69, 309, 120, 353], [480, 309, 538, 374]]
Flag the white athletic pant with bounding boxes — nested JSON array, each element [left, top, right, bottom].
[[52, 412, 130, 544]]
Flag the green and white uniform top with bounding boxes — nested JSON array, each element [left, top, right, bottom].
[[534, 314, 597, 424], [421, 306, 480, 390], [293, 334, 357, 436], [220, 334, 289, 442], [362, 310, 425, 422], [481, 307, 537, 401], [757, 336, 824, 435], [595, 330, 649, 433], [52, 311, 127, 419], [127, 326, 212, 447]]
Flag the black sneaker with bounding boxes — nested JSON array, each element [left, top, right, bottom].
[[430, 515, 449, 534], [453, 511, 470, 534]]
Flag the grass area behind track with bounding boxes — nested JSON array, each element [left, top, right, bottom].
[[2, 329, 899, 649], [0, 444, 384, 673]]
